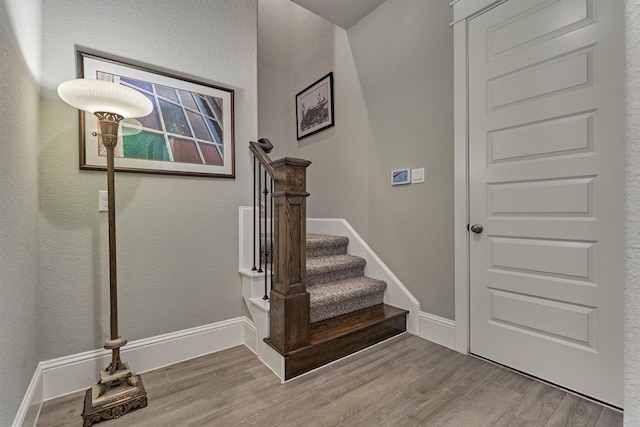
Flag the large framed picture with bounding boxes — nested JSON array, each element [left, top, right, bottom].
[[296, 72, 334, 140], [77, 51, 235, 178]]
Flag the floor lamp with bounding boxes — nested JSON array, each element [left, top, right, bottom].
[[58, 79, 153, 427]]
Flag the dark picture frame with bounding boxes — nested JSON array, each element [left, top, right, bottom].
[[296, 72, 334, 140], [77, 51, 235, 178]]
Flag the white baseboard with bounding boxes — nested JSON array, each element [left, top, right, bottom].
[[418, 311, 456, 350], [14, 316, 257, 427], [12, 364, 43, 427]]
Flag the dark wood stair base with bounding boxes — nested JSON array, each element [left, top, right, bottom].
[[265, 304, 408, 380]]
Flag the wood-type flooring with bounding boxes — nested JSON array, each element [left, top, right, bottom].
[[36, 334, 623, 426]]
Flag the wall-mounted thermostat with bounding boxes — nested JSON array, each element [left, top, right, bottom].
[[391, 168, 411, 185]]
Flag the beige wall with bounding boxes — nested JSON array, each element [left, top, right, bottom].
[[0, 0, 41, 424], [258, 0, 454, 319], [38, 0, 257, 360]]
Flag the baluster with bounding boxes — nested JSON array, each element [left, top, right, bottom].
[[257, 164, 263, 273], [270, 176, 274, 298], [252, 157, 257, 271], [263, 169, 269, 300]]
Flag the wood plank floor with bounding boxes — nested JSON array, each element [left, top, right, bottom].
[[36, 334, 622, 426]]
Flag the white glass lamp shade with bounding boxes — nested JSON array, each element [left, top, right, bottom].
[[57, 79, 153, 119]]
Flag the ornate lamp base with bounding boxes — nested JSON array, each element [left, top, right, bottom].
[[81, 369, 147, 427]]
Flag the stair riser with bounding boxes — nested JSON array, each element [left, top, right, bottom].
[[307, 266, 365, 286]]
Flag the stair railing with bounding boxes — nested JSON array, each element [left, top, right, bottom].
[[250, 138, 274, 299], [249, 138, 312, 354]]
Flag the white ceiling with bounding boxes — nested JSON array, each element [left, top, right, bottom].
[[290, 0, 387, 29]]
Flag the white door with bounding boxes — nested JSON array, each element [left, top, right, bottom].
[[468, 0, 624, 406]]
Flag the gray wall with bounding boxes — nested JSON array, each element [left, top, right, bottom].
[[258, 0, 372, 236], [350, 0, 454, 319], [0, 0, 41, 424], [38, 0, 257, 360], [258, 0, 454, 319]]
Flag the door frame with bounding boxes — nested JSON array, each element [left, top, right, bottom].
[[452, 0, 506, 354]]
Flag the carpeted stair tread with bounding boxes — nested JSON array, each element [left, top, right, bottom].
[[306, 254, 366, 285], [308, 276, 386, 323], [306, 233, 349, 258], [309, 276, 386, 305]]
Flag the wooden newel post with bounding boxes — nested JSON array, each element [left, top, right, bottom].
[[268, 157, 312, 354]]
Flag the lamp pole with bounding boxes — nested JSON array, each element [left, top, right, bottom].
[[95, 112, 126, 374]]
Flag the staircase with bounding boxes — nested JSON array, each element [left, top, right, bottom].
[[246, 139, 413, 381], [268, 232, 408, 379], [307, 234, 387, 322]]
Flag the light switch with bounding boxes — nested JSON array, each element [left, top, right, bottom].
[[412, 168, 425, 183], [99, 191, 108, 212]]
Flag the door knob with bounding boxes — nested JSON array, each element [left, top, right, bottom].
[[470, 224, 484, 234]]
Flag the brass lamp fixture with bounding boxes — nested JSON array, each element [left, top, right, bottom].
[[57, 79, 153, 426]]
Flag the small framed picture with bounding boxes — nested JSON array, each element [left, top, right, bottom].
[[296, 72, 334, 140], [391, 168, 411, 185]]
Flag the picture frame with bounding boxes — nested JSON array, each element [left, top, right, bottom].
[[296, 72, 334, 140], [391, 168, 411, 185], [77, 51, 235, 178]]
